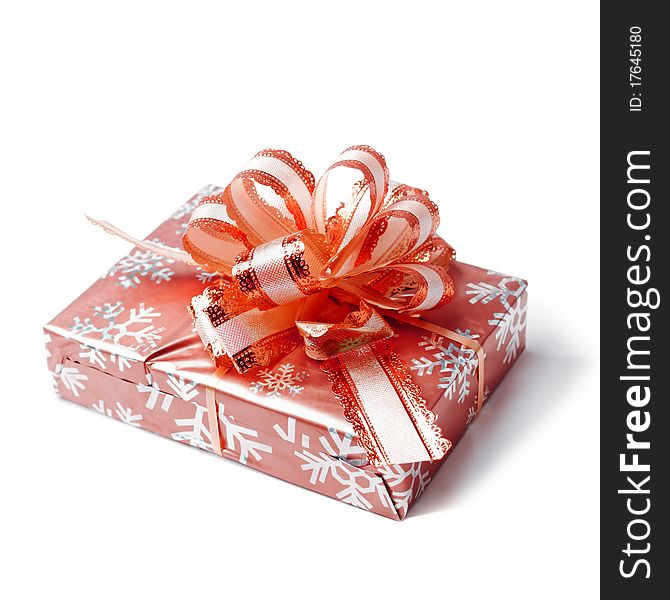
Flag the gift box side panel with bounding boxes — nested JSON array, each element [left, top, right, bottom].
[[46, 331, 400, 520], [389, 281, 528, 517], [479, 287, 528, 397], [397, 265, 528, 450]]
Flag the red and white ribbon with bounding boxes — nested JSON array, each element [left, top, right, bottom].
[[93, 146, 468, 467]]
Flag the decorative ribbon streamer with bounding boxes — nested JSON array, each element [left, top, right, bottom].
[[93, 146, 479, 467]]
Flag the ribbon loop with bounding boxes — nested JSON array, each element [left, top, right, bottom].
[[182, 193, 252, 274], [313, 145, 389, 239], [232, 231, 328, 310]]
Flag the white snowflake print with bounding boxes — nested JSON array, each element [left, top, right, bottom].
[[218, 404, 272, 465], [273, 417, 298, 443], [172, 184, 223, 235], [295, 450, 391, 510], [137, 373, 175, 412], [250, 363, 308, 398], [114, 403, 143, 427], [110, 353, 132, 372], [138, 372, 199, 413], [380, 463, 432, 518], [103, 241, 175, 289], [195, 268, 220, 285], [171, 403, 211, 450], [466, 385, 490, 426], [292, 427, 390, 511], [318, 428, 367, 466], [296, 450, 341, 485], [410, 333, 479, 403], [79, 345, 106, 369], [175, 221, 188, 236], [436, 343, 478, 403], [466, 405, 477, 425], [466, 272, 527, 310], [92, 400, 142, 427], [170, 399, 272, 463], [165, 373, 199, 402], [489, 295, 528, 363], [70, 301, 164, 351], [171, 184, 220, 220], [331, 465, 390, 510], [78, 344, 134, 373], [273, 417, 312, 450], [92, 399, 113, 416], [171, 200, 198, 221], [273, 420, 366, 464], [54, 364, 87, 397]]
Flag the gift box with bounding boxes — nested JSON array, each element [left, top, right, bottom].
[[45, 153, 528, 520]]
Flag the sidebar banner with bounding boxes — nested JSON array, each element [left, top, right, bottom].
[[601, 3, 668, 596]]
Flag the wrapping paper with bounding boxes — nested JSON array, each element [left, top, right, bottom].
[[44, 186, 528, 519]]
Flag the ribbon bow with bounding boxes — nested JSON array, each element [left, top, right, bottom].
[[92, 146, 459, 467]]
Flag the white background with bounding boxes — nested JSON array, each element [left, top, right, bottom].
[[0, 2, 599, 598]]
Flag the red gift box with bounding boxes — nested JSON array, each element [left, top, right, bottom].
[[45, 184, 527, 519]]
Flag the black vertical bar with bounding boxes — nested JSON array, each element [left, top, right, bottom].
[[601, 2, 668, 596]]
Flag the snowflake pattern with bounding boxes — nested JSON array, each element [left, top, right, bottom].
[[54, 364, 87, 397], [165, 373, 199, 403], [103, 240, 176, 289], [218, 404, 272, 464], [78, 344, 134, 373], [437, 343, 478, 403], [92, 399, 112, 416], [114, 404, 144, 427], [410, 332, 479, 403], [92, 400, 143, 427], [171, 184, 223, 235], [137, 373, 175, 412], [170, 398, 272, 464], [489, 295, 528, 363], [171, 184, 220, 221], [273, 416, 306, 449], [250, 363, 308, 398], [380, 463, 432, 518], [137, 372, 199, 413], [175, 221, 188, 236], [466, 385, 491, 425], [293, 427, 390, 511], [70, 301, 164, 351], [466, 271, 527, 310], [296, 452, 391, 510], [171, 403, 211, 450], [195, 268, 220, 285]]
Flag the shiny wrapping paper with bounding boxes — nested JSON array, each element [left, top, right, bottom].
[[44, 186, 528, 519]]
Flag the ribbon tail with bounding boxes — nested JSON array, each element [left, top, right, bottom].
[[86, 215, 198, 266], [322, 339, 451, 467]]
